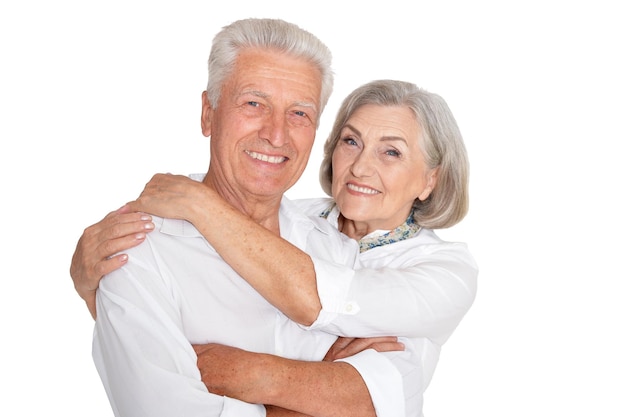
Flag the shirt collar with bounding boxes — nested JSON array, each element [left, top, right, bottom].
[[156, 174, 331, 243]]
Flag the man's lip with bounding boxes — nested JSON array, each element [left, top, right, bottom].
[[245, 150, 288, 164]]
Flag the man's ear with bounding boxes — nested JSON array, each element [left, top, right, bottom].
[[201, 91, 213, 137], [418, 166, 439, 201]]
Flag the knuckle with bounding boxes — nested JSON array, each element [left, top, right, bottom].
[[101, 238, 119, 256]]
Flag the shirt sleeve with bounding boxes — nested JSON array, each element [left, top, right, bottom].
[[307, 243, 478, 343], [338, 347, 425, 417], [92, 242, 266, 417]]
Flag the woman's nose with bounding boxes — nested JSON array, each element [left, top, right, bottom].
[[350, 150, 374, 177]]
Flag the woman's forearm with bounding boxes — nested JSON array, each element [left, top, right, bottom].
[[130, 174, 322, 325], [188, 187, 321, 325], [193, 196, 320, 324]]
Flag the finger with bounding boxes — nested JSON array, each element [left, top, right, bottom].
[[91, 254, 129, 283], [330, 337, 356, 351], [114, 204, 133, 215], [332, 337, 401, 359], [322, 337, 355, 361], [192, 343, 218, 356], [364, 341, 405, 355], [345, 336, 398, 350], [99, 216, 154, 246], [96, 232, 150, 267], [102, 212, 153, 235], [81, 212, 152, 252], [70, 209, 153, 309], [332, 341, 406, 360]]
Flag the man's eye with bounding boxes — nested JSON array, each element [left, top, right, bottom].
[[247, 101, 260, 107], [288, 110, 313, 127]]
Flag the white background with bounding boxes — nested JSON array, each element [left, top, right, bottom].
[[1, 1, 625, 416]]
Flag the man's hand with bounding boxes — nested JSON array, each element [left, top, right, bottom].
[[323, 336, 404, 361], [193, 343, 270, 401], [70, 205, 154, 318]]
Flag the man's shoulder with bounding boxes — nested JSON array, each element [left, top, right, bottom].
[[150, 216, 203, 238]]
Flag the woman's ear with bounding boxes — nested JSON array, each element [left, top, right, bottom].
[[201, 91, 213, 137], [418, 167, 439, 201]]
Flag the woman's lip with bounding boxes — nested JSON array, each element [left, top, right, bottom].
[[346, 182, 380, 195]]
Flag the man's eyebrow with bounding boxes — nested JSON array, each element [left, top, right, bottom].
[[293, 101, 318, 113], [239, 90, 269, 99], [239, 91, 317, 112]]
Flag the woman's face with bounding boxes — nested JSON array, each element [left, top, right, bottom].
[[331, 104, 437, 232]]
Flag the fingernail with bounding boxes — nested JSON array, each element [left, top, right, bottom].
[[135, 233, 146, 240], [140, 215, 152, 221], [144, 222, 155, 230]]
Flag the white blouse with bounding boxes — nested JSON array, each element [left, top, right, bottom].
[[297, 197, 479, 417]]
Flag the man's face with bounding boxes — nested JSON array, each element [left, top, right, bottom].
[[202, 48, 322, 203]]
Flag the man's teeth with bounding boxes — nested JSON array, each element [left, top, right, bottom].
[[347, 183, 380, 194], [246, 151, 286, 164]]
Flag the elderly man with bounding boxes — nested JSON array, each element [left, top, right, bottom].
[[78, 18, 406, 417]]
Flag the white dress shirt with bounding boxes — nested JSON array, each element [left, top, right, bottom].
[[296, 198, 479, 417], [93, 196, 406, 417]]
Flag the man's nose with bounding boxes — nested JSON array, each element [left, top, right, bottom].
[[259, 111, 288, 147]]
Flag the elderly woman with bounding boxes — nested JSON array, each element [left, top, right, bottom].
[[72, 80, 478, 416]]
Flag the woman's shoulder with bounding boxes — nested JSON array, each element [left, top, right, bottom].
[[366, 228, 476, 265]]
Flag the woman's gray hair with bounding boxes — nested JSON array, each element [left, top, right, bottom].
[[319, 79, 470, 229], [206, 18, 334, 125]]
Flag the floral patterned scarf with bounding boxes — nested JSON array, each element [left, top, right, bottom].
[[320, 204, 421, 253]]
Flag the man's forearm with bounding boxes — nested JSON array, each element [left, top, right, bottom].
[[261, 356, 375, 417], [196, 345, 376, 417]]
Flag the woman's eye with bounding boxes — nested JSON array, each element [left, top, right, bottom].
[[342, 137, 358, 146], [385, 149, 401, 157]]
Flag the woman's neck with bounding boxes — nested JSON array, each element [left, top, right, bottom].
[[338, 214, 375, 241]]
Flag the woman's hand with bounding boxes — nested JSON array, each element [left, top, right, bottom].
[[265, 406, 313, 417], [323, 336, 404, 361], [127, 173, 212, 221], [70, 205, 154, 318]]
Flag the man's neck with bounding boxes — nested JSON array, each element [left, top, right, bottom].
[[203, 173, 282, 235]]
